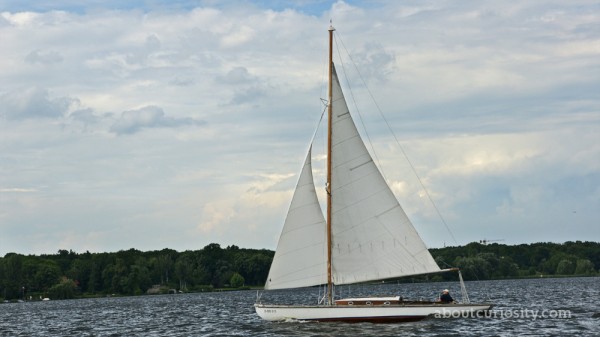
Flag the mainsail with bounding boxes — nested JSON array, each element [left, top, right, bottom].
[[329, 65, 440, 284], [264, 64, 440, 290]]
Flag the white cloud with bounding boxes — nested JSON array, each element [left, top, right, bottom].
[[0, 87, 77, 119], [0, 188, 38, 193], [221, 25, 256, 48], [198, 200, 237, 234], [109, 105, 205, 135], [0, 0, 598, 254], [25, 49, 64, 64]]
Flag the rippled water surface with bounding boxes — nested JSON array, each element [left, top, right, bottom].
[[1, 277, 598, 336]]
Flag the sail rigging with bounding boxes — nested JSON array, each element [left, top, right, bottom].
[[264, 27, 440, 292]]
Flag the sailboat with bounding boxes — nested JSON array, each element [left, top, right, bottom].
[[254, 25, 492, 323]]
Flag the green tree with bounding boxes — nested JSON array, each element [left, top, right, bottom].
[[154, 254, 173, 285], [234, 251, 273, 285], [2, 254, 24, 299], [126, 264, 151, 295], [48, 277, 77, 299], [192, 263, 210, 287], [541, 252, 575, 275], [574, 259, 595, 275], [102, 258, 129, 293], [454, 255, 491, 279], [54, 249, 77, 273], [199, 243, 229, 287], [174, 253, 194, 291], [87, 261, 102, 293], [556, 259, 576, 275], [67, 258, 92, 292], [496, 256, 519, 278], [230, 273, 245, 288], [33, 260, 61, 292]]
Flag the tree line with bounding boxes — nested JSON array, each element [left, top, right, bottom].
[[429, 241, 599, 282], [1, 241, 598, 301], [0, 243, 273, 301]]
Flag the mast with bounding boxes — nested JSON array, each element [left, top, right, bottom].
[[326, 23, 334, 305]]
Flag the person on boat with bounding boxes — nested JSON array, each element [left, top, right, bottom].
[[439, 289, 454, 303]]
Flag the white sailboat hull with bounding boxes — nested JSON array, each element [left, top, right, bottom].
[[254, 303, 493, 322]]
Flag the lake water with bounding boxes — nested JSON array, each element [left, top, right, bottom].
[[1, 277, 598, 336]]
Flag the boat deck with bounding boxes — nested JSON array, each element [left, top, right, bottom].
[[334, 296, 449, 306]]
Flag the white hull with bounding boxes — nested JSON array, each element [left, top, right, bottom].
[[255, 303, 492, 322]]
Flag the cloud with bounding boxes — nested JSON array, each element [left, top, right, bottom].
[[169, 77, 195, 87], [0, 87, 77, 120], [69, 108, 100, 125], [195, 172, 295, 247], [217, 66, 255, 84], [24, 49, 63, 64], [0, 188, 37, 192], [198, 199, 236, 234], [338, 42, 396, 83], [0, 1, 598, 255], [109, 105, 206, 135], [124, 34, 162, 66], [221, 25, 256, 48], [216, 67, 267, 105]]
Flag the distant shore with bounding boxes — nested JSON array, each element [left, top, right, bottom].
[[1, 241, 597, 301]]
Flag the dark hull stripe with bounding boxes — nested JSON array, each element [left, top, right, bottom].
[[304, 315, 428, 323]]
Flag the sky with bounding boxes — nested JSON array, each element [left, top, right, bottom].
[[0, 0, 598, 256]]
